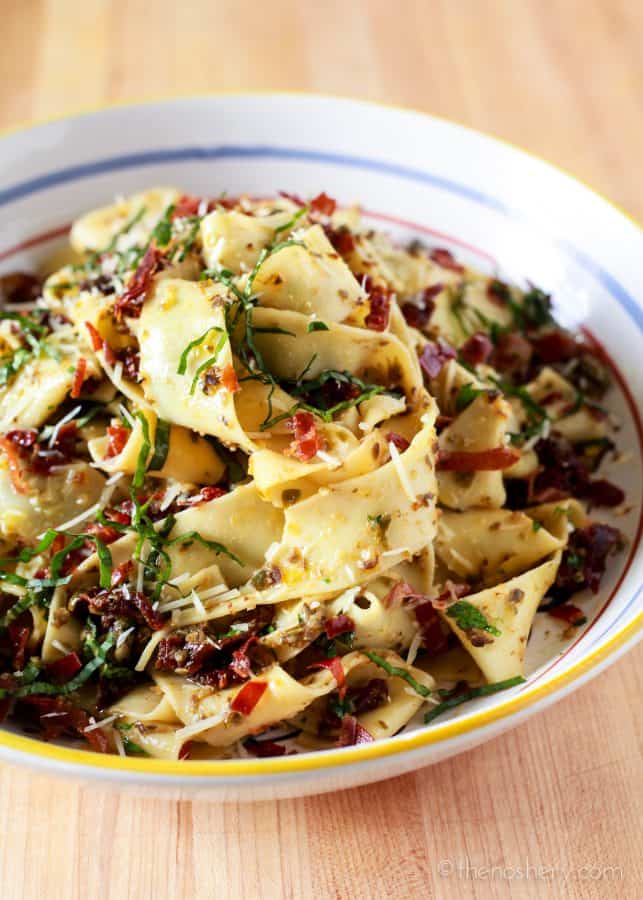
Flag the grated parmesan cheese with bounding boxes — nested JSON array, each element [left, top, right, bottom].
[[315, 450, 342, 469], [388, 440, 416, 503], [84, 714, 118, 733], [175, 710, 228, 742], [116, 626, 135, 649], [113, 729, 126, 757], [48, 405, 82, 448], [190, 589, 206, 618], [406, 630, 423, 666], [135, 627, 170, 672]]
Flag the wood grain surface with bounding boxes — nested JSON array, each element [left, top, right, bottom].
[[0, 2, 641, 898]]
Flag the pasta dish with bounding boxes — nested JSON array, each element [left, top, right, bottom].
[[0, 189, 625, 759]]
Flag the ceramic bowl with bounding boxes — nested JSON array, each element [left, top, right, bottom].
[[0, 94, 640, 800]]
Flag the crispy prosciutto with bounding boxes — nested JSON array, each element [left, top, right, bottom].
[[401, 283, 443, 329], [70, 357, 88, 399], [459, 332, 493, 367], [309, 656, 346, 698], [363, 277, 392, 332], [309, 192, 336, 218], [105, 423, 129, 458], [430, 247, 464, 273], [285, 411, 323, 462], [324, 614, 355, 639], [337, 715, 374, 746], [419, 338, 457, 379]]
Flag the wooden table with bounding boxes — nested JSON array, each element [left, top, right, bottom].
[[0, 2, 641, 897]]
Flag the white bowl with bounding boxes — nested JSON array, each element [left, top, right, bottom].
[[0, 94, 640, 801]]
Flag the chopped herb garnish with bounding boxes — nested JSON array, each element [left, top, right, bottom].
[[307, 321, 329, 333]]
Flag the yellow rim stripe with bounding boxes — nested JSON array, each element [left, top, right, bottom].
[[0, 92, 640, 777]]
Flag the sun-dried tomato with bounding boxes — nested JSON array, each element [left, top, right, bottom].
[[114, 245, 164, 320], [548, 604, 586, 626], [47, 652, 83, 681], [230, 680, 268, 715], [17, 696, 109, 753], [83, 585, 167, 631], [437, 447, 520, 471], [221, 363, 240, 394], [70, 357, 88, 399]]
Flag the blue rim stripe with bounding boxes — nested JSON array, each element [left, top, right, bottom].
[[0, 144, 640, 331]]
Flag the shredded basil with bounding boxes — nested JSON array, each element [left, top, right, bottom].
[[165, 531, 243, 567], [273, 205, 308, 239], [364, 651, 432, 698], [177, 326, 224, 375], [446, 601, 501, 637], [148, 419, 171, 471], [0, 633, 115, 699], [307, 321, 329, 333], [424, 676, 525, 723], [455, 382, 487, 412]]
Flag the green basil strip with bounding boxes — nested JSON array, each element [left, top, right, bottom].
[[0, 593, 36, 629], [364, 651, 432, 698], [177, 326, 224, 375], [133, 412, 152, 489], [0, 633, 115, 699], [165, 531, 243, 567], [424, 676, 526, 724], [49, 535, 112, 590], [148, 418, 171, 471]]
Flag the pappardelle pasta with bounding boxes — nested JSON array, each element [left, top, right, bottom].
[[0, 189, 625, 760]]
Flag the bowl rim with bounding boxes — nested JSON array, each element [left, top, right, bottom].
[[0, 90, 640, 779]]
